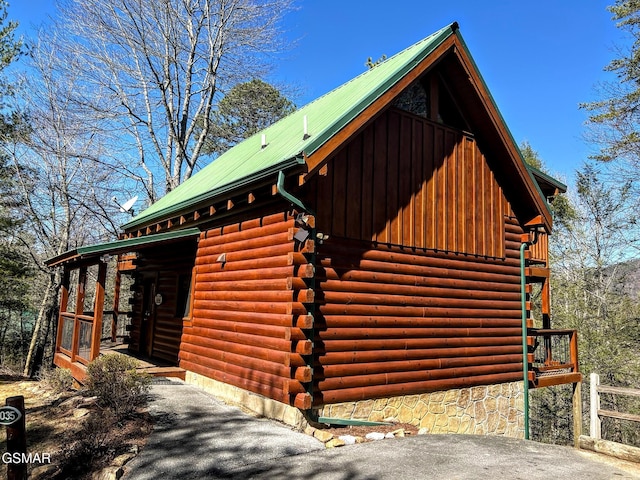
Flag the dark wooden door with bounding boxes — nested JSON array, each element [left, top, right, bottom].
[[140, 277, 157, 357]]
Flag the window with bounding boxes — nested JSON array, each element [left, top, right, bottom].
[[176, 273, 193, 318], [392, 80, 429, 118]]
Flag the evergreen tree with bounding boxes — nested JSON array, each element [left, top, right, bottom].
[[0, 0, 29, 369], [201, 79, 295, 158]]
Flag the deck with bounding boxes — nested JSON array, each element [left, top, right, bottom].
[[54, 341, 186, 383]]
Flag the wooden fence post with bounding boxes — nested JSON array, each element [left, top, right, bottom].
[[590, 372, 601, 439], [572, 380, 582, 448], [6, 395, 27, 480]]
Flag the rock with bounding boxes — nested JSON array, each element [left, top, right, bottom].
[[354, 436, 365, 444], [304, 424, 316, 437], [390, 428, 405, 437], [59, 395, 84, 409], [79, 396, 99, 408], [418, 427, 429, 435], [365, 432, 385, 441], [73, 408, 90, 418], [112, 452, 135, 467], [325, 438, 346, 448], [385, 432, 395, 438], [91, 466, 124, 480], [313, 429, 334, 442], [129, 444, 140, 454], [338, 435, 357, 445]]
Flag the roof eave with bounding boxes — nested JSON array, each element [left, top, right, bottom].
[[46, 227, 201, 267], [122, 156, 305, 232]]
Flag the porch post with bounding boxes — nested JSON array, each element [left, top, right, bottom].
[[54, 268, 71, 353], [90, 261, 107, 361], [111, 270, 122, 342], [71, 267, 87, 362]]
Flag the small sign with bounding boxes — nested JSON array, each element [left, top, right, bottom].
[[0, 406, 22, 426]]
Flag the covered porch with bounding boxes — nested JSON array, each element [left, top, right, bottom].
[[46, 228, 200, 382]]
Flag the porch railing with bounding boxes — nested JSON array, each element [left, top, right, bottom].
[[528, 328, 581, 387], [54, 262, 106, 368]]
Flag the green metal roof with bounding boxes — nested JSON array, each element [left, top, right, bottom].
[[123, 23, 459, 231], [45, 228, 201, 266]]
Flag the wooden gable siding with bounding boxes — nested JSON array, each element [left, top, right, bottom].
[[528, 231, 548, 265], [305, 108, 508, 257], [180, 212, 313, 409], [128, 241, 197, 362], [313, 215, 525, 405]]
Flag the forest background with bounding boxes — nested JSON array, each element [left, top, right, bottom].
[[1, 0, 639, 447]]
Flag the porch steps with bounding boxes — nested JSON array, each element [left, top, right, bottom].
[[137, 365, 186, 381]]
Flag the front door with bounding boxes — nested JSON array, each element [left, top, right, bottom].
[[140, 277, 157, 357]]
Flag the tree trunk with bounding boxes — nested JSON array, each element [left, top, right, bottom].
[[22, 271, 56, 377]]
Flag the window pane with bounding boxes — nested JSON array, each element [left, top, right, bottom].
[[60, 316, 74, 351], [78, 321, 92, 360]]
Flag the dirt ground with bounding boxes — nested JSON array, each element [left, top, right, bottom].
[[320, 422, 419, 440], [0, 374, 152, 479]]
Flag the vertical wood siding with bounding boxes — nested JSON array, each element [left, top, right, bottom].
[[128, 241, 197, 363], [180, 212, 314, 408], [307, 108, 506, 258], [313, 228, 523, 405]]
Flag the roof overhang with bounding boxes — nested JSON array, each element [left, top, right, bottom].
[[45, 227, 201, 267], [527, 165, 567, 199]]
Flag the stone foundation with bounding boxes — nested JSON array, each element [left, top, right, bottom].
[[184, 371, 309, 430], [185, 371, 524, 439], [315, 382, 525, 438]]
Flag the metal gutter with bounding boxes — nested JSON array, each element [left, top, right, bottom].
[[123, 157, 305, 231]]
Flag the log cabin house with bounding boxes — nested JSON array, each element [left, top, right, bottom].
[[46, 23, 581, 437]]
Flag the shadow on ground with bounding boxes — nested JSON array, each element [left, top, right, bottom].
[[124, 381, 640, 480]]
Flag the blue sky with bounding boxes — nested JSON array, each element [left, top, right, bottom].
[[9, 0, 622, 184]]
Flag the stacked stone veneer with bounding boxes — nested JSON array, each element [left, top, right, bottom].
[[185, 371, 524, 439], [316, 382, 525, 438]]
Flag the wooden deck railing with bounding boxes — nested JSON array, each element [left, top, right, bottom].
[[578, 373, 640, 463], [528, 328, 581, 388]]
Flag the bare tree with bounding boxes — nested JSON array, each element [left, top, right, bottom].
[[8, 36, 122, 376], [47, 0, 292, 204]]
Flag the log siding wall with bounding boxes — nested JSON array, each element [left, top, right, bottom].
[[306, 108, 507, 258], [180, 212, 314, 409], [313, 223, 524, 405]]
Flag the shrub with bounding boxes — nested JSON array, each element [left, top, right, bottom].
[[40, 367, 74, 394], [85, 354, 151, 418]]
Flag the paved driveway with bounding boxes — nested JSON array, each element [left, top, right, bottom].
[[123, 379, 640, 480]]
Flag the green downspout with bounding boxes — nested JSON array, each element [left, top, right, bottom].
[[276, 171, 389, 427], [520, 241, 531, 440], [276, 170, 309, 213]]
